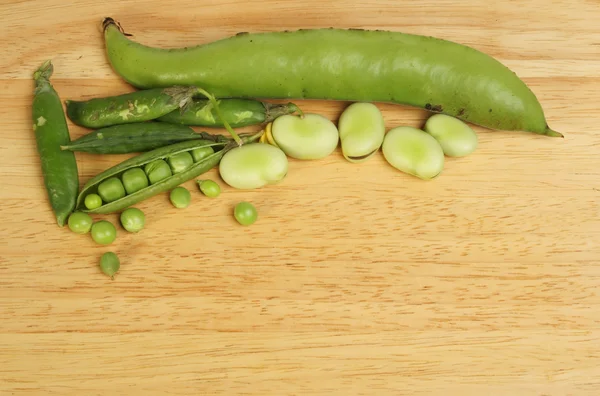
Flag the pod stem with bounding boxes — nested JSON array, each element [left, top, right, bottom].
[[102, 17, 132, 36], [33, 60, 54, 94], [194, 87, 243, 146]]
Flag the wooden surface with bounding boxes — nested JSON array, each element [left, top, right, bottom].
[[1, 0, 599, 394]]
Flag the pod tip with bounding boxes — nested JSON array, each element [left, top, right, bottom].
[[546, 127, 564, 138]]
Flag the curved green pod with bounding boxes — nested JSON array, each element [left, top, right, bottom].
[[103, 18, 561, 137]]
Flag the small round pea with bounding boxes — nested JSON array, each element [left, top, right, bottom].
[[190, 146, 215, 162], [121, 167, 149, 194], [120, 207, 145, 233], [144, 159, 172, 185], [99, 252, 120, 279], [170, 186, 191, 208], [197, 179, 221, 198], [424, 114, 478, 157], [67, 212, 93, 234], [97, 177, 126, 203], [234, 201, 258, 226], [91, 220, 117, 245], [84, 193, 103, 210], [167, 151, 194, 174]]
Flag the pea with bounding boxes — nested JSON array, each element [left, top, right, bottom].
[[219, 143, 288, 190], [144, 159, 172, 184], [121, 167, 149, 194], [67, 212, 93, 234], [99, 252, 120, 279], [120, 207, 145, 233], [91, 220, 117, 245], [84, 193, 103, 210], [190, 146, 215, 162], [97, 177, 126, 203], [197, 179, 221, 198], [170, 186, 191, 208], [167, 151, 194, 174], [382, 126, 445, 180], [424, 114, 478, 157], [234, 202, 258, 226]]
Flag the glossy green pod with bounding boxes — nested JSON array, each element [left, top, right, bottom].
[[103, 18, 561, 137], [32, 60, 79, 226]]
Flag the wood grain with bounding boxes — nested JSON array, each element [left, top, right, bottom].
[[1, 0, 599, 395]]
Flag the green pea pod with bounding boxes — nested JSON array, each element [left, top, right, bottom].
[[158, 98, 300, 127], [76, 132, 261, 214], [103, 18, 562, 137], [65, 86, 199, 128], [60, 121, 229, 154], [32, 60, 79, 227]]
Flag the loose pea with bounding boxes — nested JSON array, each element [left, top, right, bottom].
[[424, 114, 478, 157], [84, 193, 103, 210], [67, 212, 93, 234], [120, 207, 146, 233], [170, 186, 191, 208], [234, 201, 258, 226], [197, 179, 221, 198], [382, 126, 445, 180], [99, 252, 120, 279], [144, 159, 172, 184], [190, 146, 215, 162], [167, 151, 194, 174], [121, 167, 149, 194], [97, 177, 126, 203], [91, 220, 117, 245]]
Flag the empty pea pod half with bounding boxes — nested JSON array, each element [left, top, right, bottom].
[[76, 131, 263, 214], [60, 121, 230, 155]]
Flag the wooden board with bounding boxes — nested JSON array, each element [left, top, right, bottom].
[[1, 0, 599, 394]]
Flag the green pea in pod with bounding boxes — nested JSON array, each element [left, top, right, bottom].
[[75, 131, 263, 214]]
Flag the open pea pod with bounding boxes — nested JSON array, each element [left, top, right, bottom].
[[76, 132, 261, 214]]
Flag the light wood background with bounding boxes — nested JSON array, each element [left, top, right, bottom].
[[1, 0, 599, 395]]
